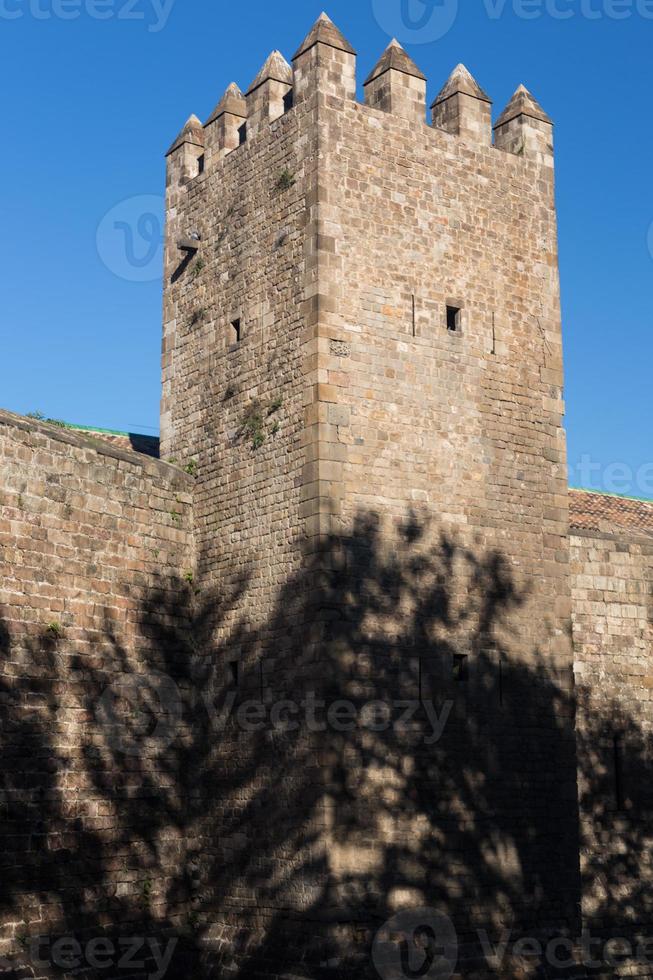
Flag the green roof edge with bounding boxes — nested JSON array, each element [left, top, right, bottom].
[[54, 421, 158, 439], [569, 486, 653, 505]]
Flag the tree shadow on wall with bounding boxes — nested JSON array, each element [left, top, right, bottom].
[[185, 511, 583, 979], [0, 510, 652, 979]]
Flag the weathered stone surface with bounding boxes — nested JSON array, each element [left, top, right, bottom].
[[165, 113, 204, 157], [0, 408, 194, 973], [364, 38, 426, 85], [0, 13, 651, 980], [205, 81, 246, 126]]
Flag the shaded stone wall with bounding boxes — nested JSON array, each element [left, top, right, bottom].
[[571, 515, 653, 957], [0, 409, 195, 972], [161, 67, 312, 652]]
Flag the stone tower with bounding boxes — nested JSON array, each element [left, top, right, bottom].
[[161, 13, 578, 976]]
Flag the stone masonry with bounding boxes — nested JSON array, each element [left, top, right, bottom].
[[0, 12, 652, 980]]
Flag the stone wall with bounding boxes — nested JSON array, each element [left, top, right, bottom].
[[0, 409, 195, 972], [0, 13, 644, 980], [570, 491, 653, 959], [307, 35, 578, 961], [160, 37, 329, 972], [158, 15, 581, 976], [161, 58, 313, 649]]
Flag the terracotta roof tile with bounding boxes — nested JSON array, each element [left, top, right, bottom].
[[570, 489, 653, 537]]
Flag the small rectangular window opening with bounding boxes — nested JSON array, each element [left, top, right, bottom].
[[447, 305, 461, 332], [231, 318, 241, 344], [453, 654, 469, 683], [283, 90, 294, 114], [197, 154, 205, 176], [229, 661, 240, 687], [238, 122, 247, 146]]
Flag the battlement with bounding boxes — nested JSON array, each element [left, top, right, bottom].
[[166, 11, 553, 182]]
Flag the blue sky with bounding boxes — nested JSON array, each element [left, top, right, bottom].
[[0, 0, 651, 497]]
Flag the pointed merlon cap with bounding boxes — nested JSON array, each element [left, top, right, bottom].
[[205, 82, 247, 126], [364, 38, 426, 86], [494, 84, 552, 129], [246, 50, 293, 95], [431, 63, 491, 109], [166, 114, 204, 157], [293, 11, 356, 61]]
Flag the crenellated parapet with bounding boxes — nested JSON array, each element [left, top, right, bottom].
[[245, 50, 293, 138], [363, 39, 426, 124], [204, 83, 247, 166], [292, 11, 357, 105], [165, 114, 205, 185], [164, 12, 554, 177], [431, 63, 493, 145], [494, 84, 554, 165]]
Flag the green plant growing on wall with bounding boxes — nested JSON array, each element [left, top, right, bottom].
[[170, 510, 181, 525], [184, 460, 198, 477], [268, 395, 283, 416], [191, 257, 205, 279], [276, 168, 295, 191], [141, 879, 153, 907], [183, 570, 194, 584], [242, 408, 265, 450], [46, 622, 63, 638], [271, 421, 280, 436], [26, 410, 68, 428]]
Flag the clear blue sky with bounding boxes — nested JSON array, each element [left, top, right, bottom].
[[0, 0, 651, 497]]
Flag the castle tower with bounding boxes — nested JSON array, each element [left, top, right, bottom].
[[161, 14, 577, 976]]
